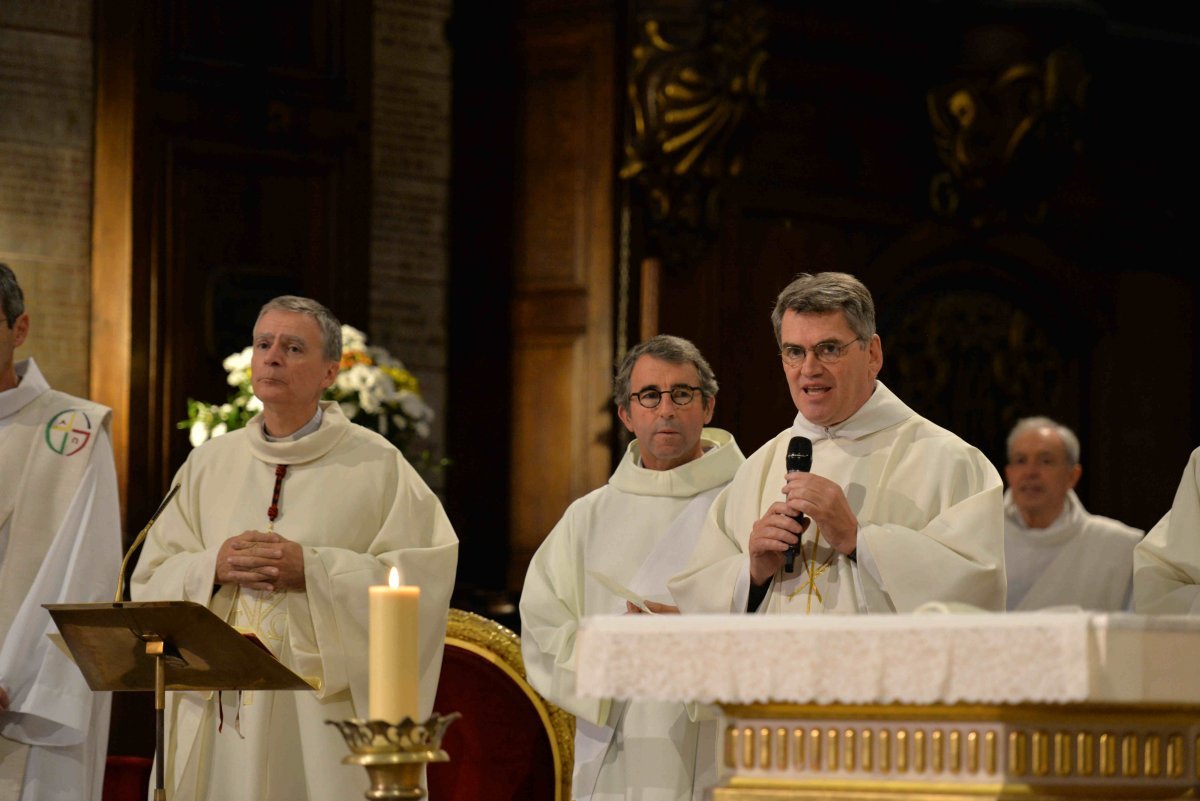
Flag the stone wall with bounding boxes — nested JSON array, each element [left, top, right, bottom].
[[0, 0, 93, 397], [0, 1, 455, 465], [370, 0, 453, 473]]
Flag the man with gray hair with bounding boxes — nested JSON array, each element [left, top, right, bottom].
[[0, 263, 121, 801], [132, 295, 458, 801], [672, 271, 1005, 615], [521, 334, 744, 801], [1004, 416, 1142, 610]]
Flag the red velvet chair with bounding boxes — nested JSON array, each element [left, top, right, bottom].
[[102, 755, 152, 801], [427, 609, 574, 801]]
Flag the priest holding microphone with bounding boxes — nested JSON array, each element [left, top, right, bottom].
[[670, 272, 1006, 615], [132, 296, 458, 801]]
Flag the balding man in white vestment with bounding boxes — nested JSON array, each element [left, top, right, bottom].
[[1003, 416, 1141, 611], [132, 296, 458, 801]]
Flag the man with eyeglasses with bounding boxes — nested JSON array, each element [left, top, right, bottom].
[[1004, 416, 1141, 610], [671, 271, 1005, 615], [0, 263, 121, 801], [521, 335, 744, 801]]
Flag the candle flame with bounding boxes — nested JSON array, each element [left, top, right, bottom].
[[388, 566, 400, 589]]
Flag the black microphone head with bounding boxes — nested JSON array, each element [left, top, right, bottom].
[[786, 436, 813, 473]]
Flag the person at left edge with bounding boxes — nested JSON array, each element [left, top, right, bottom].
[[131, 295, 458, 801], [0, 262, 121, 801]]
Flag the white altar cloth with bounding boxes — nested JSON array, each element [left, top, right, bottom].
[[574, 611, 1200, 707]]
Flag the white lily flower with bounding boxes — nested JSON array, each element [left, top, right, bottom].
[[399, 392, 433, 421], [223, 347, 253, 386], [345, 364, 374, 391], [358, 386, 384, 414], [189, 420, 210, 448], [341, 324, 367, 352]]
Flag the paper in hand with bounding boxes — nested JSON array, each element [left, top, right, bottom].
[[587, 570, 655, 614]]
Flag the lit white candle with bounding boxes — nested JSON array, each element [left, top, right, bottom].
[[368, 567, 420, 722]]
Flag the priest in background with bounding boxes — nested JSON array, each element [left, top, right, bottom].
[[521, 335, 744, 801], [0, 263, 121, 801], [132, 296, 458, 801], [1134, 446, 1200, 614], [1003, 416, 1141, 610], [671, 271, 1005, 615]]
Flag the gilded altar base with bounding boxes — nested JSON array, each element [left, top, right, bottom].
[[714, 703, 1200, 801]]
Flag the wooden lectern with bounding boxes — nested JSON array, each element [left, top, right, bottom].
[[46, 600, 317, 801]]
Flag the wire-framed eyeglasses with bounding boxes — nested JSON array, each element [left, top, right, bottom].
[[779, 338, 863, 366], [630, 385, 704, 409]]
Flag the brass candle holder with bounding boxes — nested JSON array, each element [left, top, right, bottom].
[[327, 713, 460, 800]]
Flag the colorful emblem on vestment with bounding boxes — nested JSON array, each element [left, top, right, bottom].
[[44, 409, 94, 456]]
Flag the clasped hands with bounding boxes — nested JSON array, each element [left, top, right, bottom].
[[748, 471, 858, 586], [215, 530, 306, 592]]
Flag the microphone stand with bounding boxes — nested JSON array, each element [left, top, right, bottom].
[[111, 482, 180, 800], [114, 484, 180, 603]]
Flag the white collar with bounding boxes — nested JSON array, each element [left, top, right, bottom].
[[612, 427, 744, 498], [1003, 488, 1085, 541], [789, 380, 914, 443], [262, 406, 324, 442]]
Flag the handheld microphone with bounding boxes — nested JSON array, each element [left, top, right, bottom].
[[783, 436, 812, 572]]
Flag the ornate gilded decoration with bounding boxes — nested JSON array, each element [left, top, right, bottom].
[[621, 0, 768, 266], [714, 703, 1200, 800], [885, 284, 1065, 470], [928, 46, 1089, 227], [325, 714, 460, 800]]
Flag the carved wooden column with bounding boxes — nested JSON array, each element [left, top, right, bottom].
[[508, 10, 616, 588]]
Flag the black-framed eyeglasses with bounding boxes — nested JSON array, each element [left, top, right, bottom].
[[630, 385, 704, 409], [779, 338, 863, 366]]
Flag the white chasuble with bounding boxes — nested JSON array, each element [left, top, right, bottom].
[[1004, 489, 1142, 611], [1134, 446, 1200, 614], [670, 382, 1006, 616], [131, 401, 459, 801], [520, 429, 744, 801], [0, 359, 121, 801]]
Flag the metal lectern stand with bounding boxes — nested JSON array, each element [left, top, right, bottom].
[[45, 600, 317, 801]]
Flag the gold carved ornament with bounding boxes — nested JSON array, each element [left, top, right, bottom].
[[620, 0, 768, 265], [927, 47, 1089, 227]]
